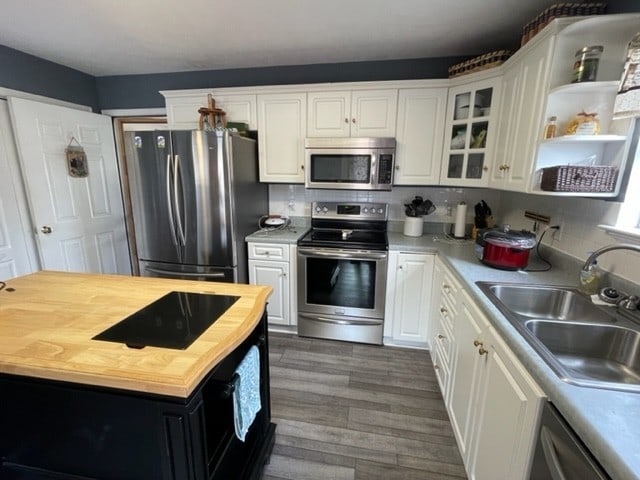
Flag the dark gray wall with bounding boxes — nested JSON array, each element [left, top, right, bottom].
[[0, 45, 99, 110], [95, 57, 466, 111]]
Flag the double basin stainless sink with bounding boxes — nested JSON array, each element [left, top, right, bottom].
[[477, 282, 640, 393]]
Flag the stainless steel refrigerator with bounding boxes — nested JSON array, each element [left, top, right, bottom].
[[123, 129, 268, 283]]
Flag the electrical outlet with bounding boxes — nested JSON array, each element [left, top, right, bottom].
[[552, 222, 563, 241]]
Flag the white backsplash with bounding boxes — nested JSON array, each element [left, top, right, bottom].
[[268, 184, 639, 286], [268, 184, 501, 227], [497, 191, 640, 285]]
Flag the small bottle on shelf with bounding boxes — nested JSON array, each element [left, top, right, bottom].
[[543, 116, 557, 139]]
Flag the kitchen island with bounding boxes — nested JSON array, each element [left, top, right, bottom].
[[0, 270, 275, 480]]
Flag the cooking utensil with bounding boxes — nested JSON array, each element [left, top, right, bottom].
[[481, 200, 492, 216], [474, 202, 486, 228], [477, 227, 536, 270]]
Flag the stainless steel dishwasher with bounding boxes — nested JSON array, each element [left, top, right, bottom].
[[529, 402, 611, 479]]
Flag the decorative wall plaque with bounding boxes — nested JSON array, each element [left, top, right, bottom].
[[66, 137, 88, 178]]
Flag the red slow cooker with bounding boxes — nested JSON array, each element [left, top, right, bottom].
[[476, 227, 537, 270]]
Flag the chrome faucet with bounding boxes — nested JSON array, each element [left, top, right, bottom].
[[582, 244, 640, 311], [582, 243, 640, 271]]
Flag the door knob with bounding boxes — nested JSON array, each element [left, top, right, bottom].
[[41, 226, 52, 234]]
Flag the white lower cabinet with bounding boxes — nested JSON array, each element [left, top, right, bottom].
[[469, 325, 544, 480], [446, 289, 544, 480], [248, 242, 297, 328], [384, 252, 434, 346], [429, 257, 461, 397], [448, 293, 489, 462]]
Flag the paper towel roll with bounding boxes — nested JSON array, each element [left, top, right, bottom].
[[454, 202, 467, 238]]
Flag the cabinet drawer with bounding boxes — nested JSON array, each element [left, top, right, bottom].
[[434, 321, 454, 369], [248, 243, 289, 261], [433, 341, 451, 396], [441, 269, 461, 306], [438, 292, 457, 333]]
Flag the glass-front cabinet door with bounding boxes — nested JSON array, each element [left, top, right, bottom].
[[440, 75, 501, 186]]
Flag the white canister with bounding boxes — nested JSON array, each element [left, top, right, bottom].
[[403, 216, 424, 237]]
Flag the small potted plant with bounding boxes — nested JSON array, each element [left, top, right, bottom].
[[403, 196, 436, 237]]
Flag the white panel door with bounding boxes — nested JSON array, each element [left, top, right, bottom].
[[257, 92, 306, 183], [350, 89, 398, 138], [389, 252, 434, 344], [215, 94, 258, 129], [307, 91, 351, 137], [249, 260, 290, 326], [0, 100, 38, 280], [394, 87, 448, 185], [9, 97, 131, 275]]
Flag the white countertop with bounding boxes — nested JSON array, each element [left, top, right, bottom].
[[245, 217, 310, 244], [245, 224, 640, 479]]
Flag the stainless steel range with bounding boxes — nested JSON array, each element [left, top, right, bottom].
[[297, 201, 388, 345]]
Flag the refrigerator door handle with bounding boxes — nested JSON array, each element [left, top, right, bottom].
[[165, 154, 179, 246], [144, 266, 226, 279], [173, 154, 187, 246]]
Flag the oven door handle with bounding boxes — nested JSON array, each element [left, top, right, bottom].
[[298, 248, 387, 261], [299, 313, 383, 326]]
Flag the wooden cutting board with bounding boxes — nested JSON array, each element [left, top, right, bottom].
[[0, 271, 272, 398]]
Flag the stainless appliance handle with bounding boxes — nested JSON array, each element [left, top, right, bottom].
[[370, 152, 377, 184], [173, 154, 186, 246], [144, 266, 226, 279], [299, 313, 382, 326], [298, 247, 387, 261], [165, 154, 179, 246], [540, 426, 568, 480]]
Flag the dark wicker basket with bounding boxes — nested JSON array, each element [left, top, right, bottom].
[[520, 2, 607, 46], [540, 165, 618, 192], [448, 50, 512, 78]]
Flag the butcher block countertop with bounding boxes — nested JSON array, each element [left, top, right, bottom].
[[0, 271, 272, 398]]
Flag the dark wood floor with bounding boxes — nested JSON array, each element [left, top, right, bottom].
[[263, 333, 468, 480]]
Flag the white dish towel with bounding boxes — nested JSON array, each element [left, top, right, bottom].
[[233, 345, 262, 442]]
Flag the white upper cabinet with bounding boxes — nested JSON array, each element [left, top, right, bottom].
[[440, 75, 502, 187], [307, 89, 398, 138], [257, 92, 307, 183], [213, 94, 257, 129], [394, 87, 448, 185], [163, 91, 208, 128], [161, 90, 257, 129], [491, 35, 554, 192], [491, 13, 640, 196], [530, 14, 640, 197]]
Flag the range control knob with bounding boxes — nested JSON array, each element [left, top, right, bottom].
[[363, 207, 369, 213], [322, 206, 328, 213], [377, 208, 384, 214], [315, 206, 322, 212]]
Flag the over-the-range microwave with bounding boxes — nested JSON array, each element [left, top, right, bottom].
[[304, 137, 396, 190]]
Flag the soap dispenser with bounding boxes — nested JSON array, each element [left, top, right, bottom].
[[579, 260, 601, 295]]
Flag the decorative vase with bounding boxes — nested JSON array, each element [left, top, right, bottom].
[[403, 216, 424, 237]]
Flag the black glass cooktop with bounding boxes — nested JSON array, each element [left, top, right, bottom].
[[93, 291, 239, 350]]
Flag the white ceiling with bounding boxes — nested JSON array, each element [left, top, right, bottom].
[[1, 0, 555, 77]]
